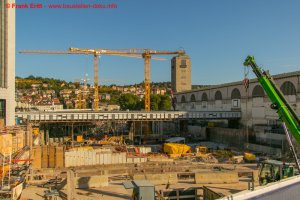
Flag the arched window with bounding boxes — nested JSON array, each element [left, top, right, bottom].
[[201, 93, 208, 101], [190, 94, 196, 102], [231, 88, 241, 99], [215, 91, 222, 100], [181, 95, 186, 103], [252, 85, 265, 98], [280, 81, 296, 95]]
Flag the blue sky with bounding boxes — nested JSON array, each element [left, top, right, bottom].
[[16, 0, 300, 85]]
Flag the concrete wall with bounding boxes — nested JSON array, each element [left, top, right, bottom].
[[246, 143, 282, 157], [75, 175, 108, 188], [188, 125, 206, 140], [65, 150, 147, 167], [133, 173, 177, 185], [207, 127, 246, 147], [195, 172, 239, 184]]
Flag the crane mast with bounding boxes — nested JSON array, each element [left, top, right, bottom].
[[93, 54, 99, 110], [20, 48, 185, 112], [243, 56, 300, 145], [70, 47, 185, 112]]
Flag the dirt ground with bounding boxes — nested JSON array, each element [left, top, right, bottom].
[[21, 182, 132, 200], [20, 177, 257, 199], [20, 163, 258, 199]]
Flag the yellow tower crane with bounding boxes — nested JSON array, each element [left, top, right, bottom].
[[19, 48, 150, 110], [20, 48, 185, 111], [140, 49, 186, 111], [70, 48, 185, 111]]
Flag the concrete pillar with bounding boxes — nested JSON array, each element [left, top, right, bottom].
[[39, 129, 44, 145], [67, 170, 75, 200], [28, 124, 32, 150], [128, 121, 134, 142], [71, 124, 74, 148], [46, 130, 49, 145], [160, 121, 163, 138]]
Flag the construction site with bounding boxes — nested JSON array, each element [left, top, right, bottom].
[[1, 0, 300, 200], [0, 39, 299, 200], [0, 123, 262, 200], [2, 51, 297, 200]]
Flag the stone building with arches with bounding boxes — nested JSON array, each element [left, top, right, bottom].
[[174, 71, 300, 155]]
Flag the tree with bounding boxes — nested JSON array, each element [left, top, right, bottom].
[[159, 95, 171, 110], [118, 94, 141, 110], [110, 92, 121, 104], [150, 94, 161, 110]]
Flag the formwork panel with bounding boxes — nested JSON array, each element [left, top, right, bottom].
[[56, 146, 65, 168], [49, 146, 55, 168], [41, 146, 48, 168], [32, 146, 42, 169]]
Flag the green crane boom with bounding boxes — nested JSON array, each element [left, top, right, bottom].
[[243, 55, 300, 145]]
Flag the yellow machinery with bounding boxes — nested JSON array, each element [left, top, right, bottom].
[[32, 127, 39, 136], [76, 135, 83, 142], [163, 143, 191, 155], [244, 152, 256, 162], [99, 136, 124, 145], [196, 146, 208, 154]]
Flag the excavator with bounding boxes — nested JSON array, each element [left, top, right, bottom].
[[243, 56, 300, 185]]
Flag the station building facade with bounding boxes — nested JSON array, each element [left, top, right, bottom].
[[174, 71, 300, 155]]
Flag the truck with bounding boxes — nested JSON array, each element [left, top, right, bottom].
[[243, 56, 300, 185]]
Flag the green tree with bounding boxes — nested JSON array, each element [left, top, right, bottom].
[[118, 93, 141, 110], [159, 95, 171, 110], [110, 92, 121, 104], [150, 94, 161, 110]]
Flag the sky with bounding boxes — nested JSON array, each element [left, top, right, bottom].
[[15, 0, 300, 85]]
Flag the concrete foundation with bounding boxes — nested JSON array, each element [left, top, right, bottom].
[[133, 173, 178, 185], [75, 175, 109, 189], [195, 172, 239, 184]]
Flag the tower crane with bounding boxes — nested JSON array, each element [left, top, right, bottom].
[[70, 48, 186, 111], [19, 47, 184, 111], [19, 48, 161, 110], [140, 49, 185, 111]]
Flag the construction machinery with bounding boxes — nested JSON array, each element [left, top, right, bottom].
[[195, 146, 208, 154], [139, 49, 185, 111], [258, 160, 294, 185], [99, 136, 124, 145], [163, 143, 191, 155], [20, 47, 178, 111], [244, 55, 300, 185], [20, 48, 144, 110], [70, 48, 185, 112], [244, 152, 256, 163]]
